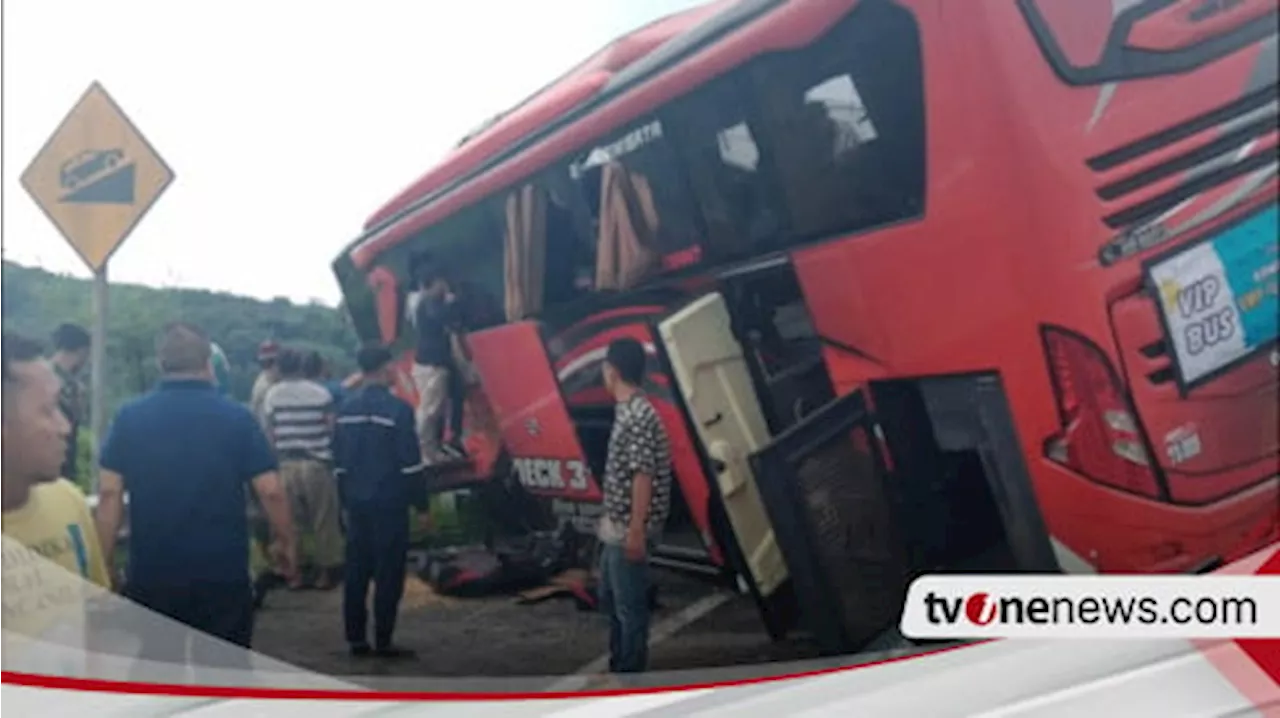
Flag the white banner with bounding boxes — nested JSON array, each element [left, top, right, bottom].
[[1150, 242, 1248, 384], [900, 575, 1280, 640]]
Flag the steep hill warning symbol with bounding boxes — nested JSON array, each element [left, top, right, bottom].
[[20, 81, 173, 272], [58, 148, 136, 204]]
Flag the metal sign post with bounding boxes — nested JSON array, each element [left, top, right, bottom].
[[20, 81, 174, 493], [90, 267, 109, 492]]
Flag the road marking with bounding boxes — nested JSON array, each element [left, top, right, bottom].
[[547, 590, 734, 691]]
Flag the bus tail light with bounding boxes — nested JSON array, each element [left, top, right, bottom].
[[1042, 327, 1163, 499]]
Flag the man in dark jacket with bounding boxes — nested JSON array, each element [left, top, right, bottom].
[[333, 344, 428, 659], [49, 323, 90, 480]]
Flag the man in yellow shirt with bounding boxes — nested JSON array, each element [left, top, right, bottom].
[[1, 332, 110, 674]]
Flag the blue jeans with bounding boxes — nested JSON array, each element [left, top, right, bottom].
[[597, 542, 651, 674]]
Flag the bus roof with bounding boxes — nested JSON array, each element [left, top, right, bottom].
[[341, 0, 790, 271], [361, 0, 735, 232]]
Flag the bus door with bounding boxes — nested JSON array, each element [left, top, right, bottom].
[[749, 385, 913, 656], [467, 322, 605, 514], [656, 292, 793, 638]]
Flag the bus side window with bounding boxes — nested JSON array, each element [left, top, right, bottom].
[[747, 0, 926, 243], [334, 256, 384, 345], [569, 117, 703, 290], [544, 170, 599, 304], [497, 173, 600, 321], [665, 74, 789, 262]]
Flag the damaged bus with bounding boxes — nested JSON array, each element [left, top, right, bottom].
[[334, 0, 1279, 656]]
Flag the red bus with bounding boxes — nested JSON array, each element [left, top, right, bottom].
[[334, 0, 1279, 654]]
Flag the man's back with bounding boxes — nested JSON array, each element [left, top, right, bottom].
[[100, 380, 275, 585], [411, 293, 456, 368], [333, 385, 419, 507], [262, 378, 334, 461], [601, 392, 674, 542]]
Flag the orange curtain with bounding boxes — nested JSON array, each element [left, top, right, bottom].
[[503, 184, 548, 322], [595, 162, 661, 292]]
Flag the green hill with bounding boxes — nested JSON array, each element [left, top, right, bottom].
[[2, 258, 358, 423]]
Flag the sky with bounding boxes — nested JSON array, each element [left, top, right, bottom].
[[3, 0, 709, 306]]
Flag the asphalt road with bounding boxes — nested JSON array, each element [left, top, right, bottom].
[[249, 566, 826, 689]]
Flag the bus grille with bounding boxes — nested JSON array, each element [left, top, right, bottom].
[[1088, 85, 1278, 230]]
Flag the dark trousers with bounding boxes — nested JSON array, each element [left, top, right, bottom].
[[597, 543, 651, 674], [124, 580, 254, 679], [343, 503, 409, 649]]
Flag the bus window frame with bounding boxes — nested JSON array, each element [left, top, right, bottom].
[[738, 0, 927, 249], [567, 112, 710, 263], [371, 196, 509, 354], [660, 70, 796, 266], [333, 254, 383, 345]]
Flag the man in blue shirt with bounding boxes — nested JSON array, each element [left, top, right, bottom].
[[95, 322, 297, 670], [333, 344, 428, 659]]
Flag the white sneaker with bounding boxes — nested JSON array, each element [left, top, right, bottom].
[[419, 447, 447, 466]]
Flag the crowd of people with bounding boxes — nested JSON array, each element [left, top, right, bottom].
[[1, 322, 434, 666], [1, 258, 675, 682]]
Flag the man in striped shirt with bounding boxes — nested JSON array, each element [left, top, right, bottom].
[[261, 348, 344, 590]]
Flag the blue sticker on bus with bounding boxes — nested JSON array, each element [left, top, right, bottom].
[[1216, 205, 1278, 351]]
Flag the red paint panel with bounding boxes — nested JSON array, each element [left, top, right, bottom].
[[468, 322, 602, 502]]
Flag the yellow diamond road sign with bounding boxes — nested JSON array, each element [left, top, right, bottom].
[[20, 81, 174, 272]]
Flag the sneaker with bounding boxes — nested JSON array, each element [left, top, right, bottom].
[[421, 446, 452, 466], [350, 643, 372, 658]]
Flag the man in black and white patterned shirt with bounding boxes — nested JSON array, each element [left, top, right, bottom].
[[596, 337, 672, 676]]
